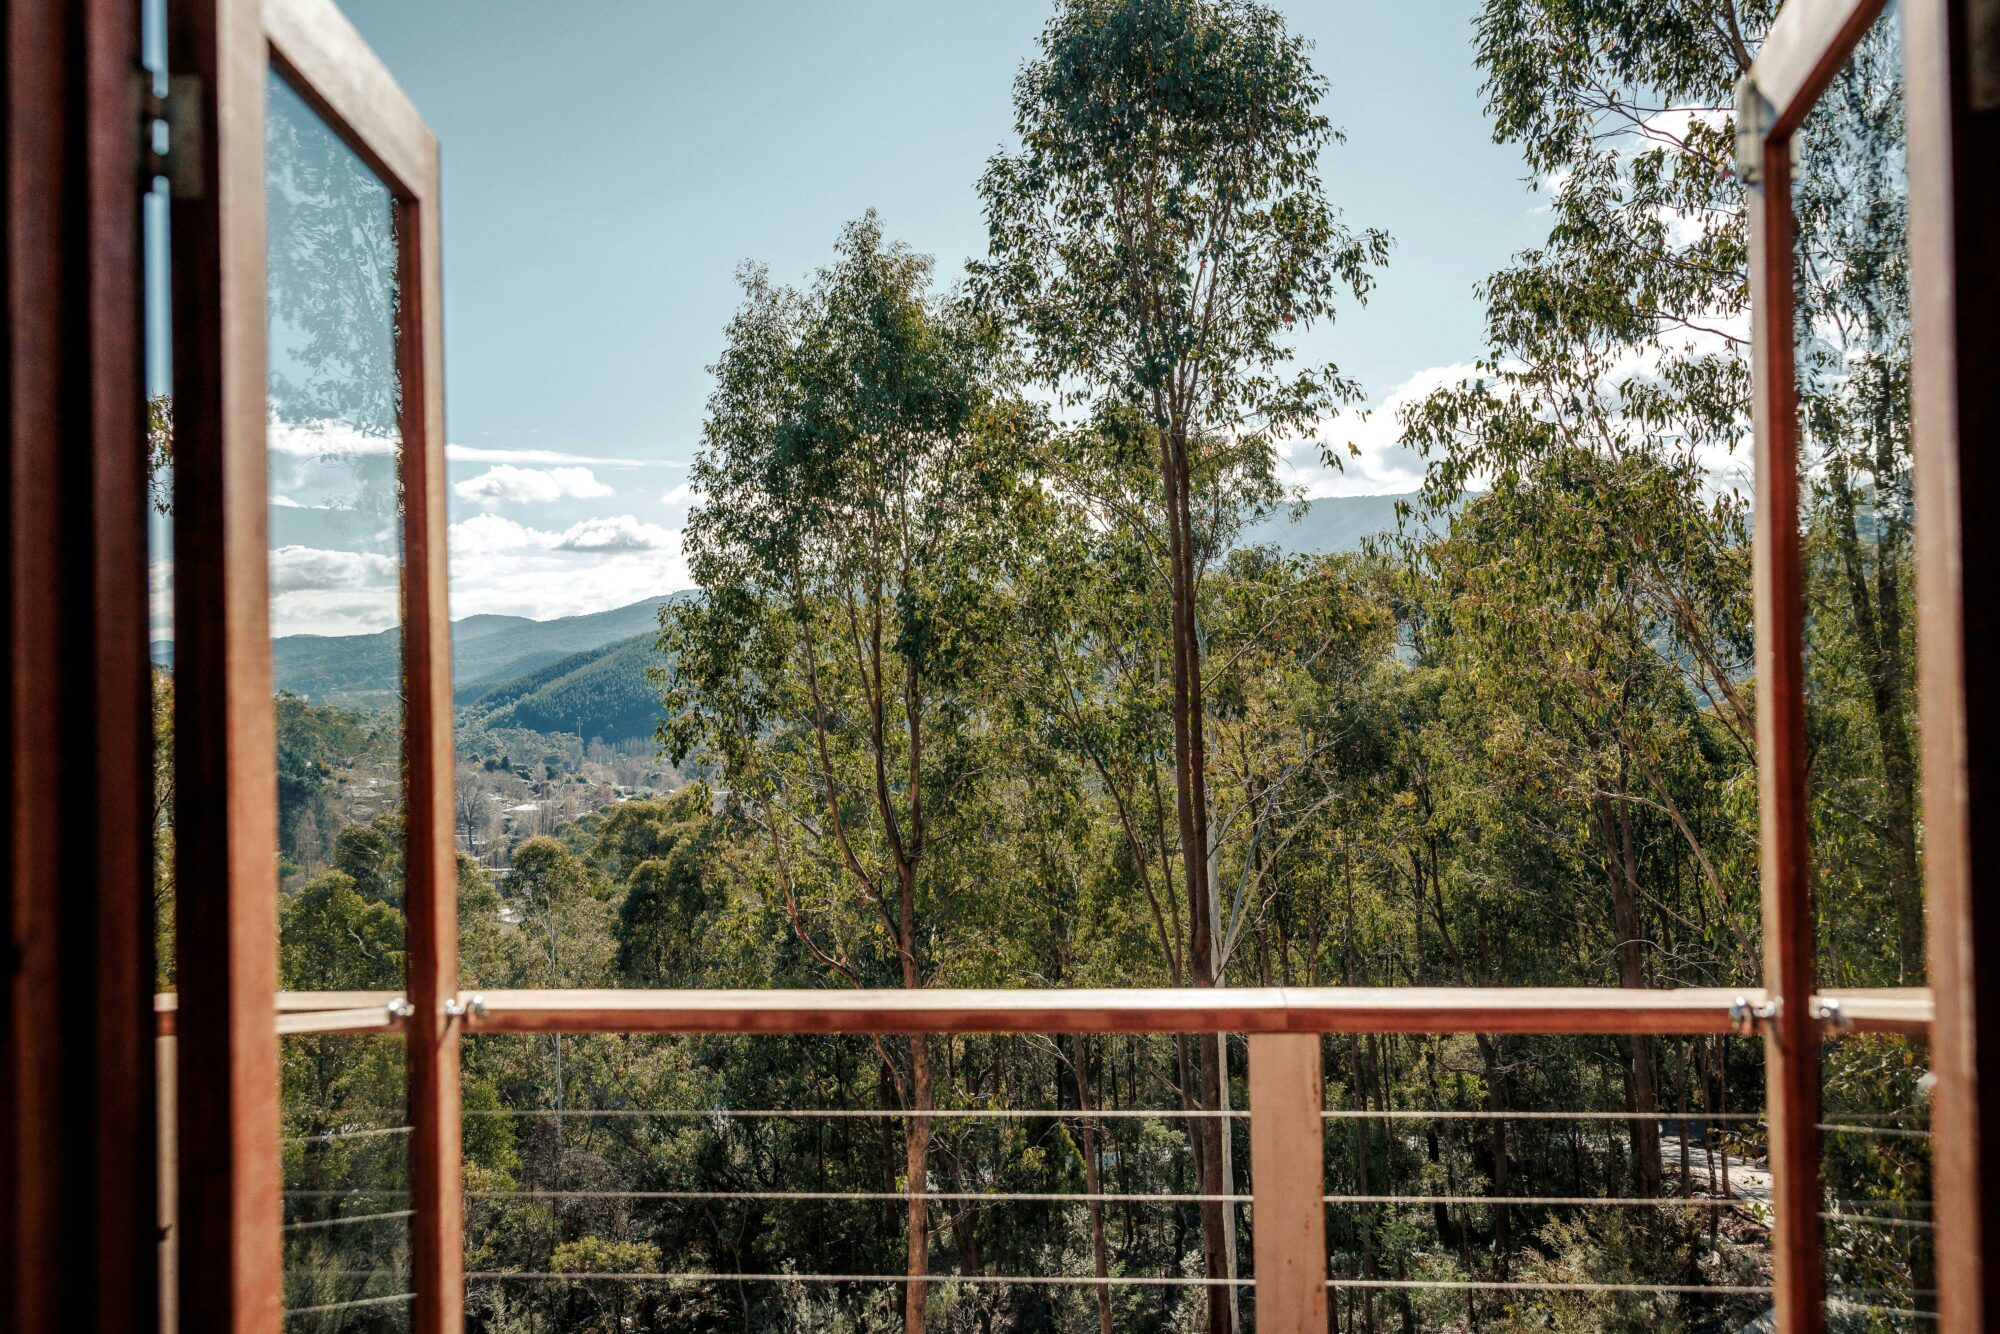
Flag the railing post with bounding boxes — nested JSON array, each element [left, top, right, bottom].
[[1249, 1032, 1328, 1332]]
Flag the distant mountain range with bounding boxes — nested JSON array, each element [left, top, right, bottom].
[[255, 593, 680, 710], [1237, 491, 1428, 554], [151, 493, 1423, 742]]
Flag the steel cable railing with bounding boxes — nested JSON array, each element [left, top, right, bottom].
[[446, 1034, 1822, 1328], [176, 987, 1936, 1327]]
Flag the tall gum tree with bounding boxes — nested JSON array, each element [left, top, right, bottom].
[[975, 2, 1386, 1321], [663, 215, 1039, 1334]]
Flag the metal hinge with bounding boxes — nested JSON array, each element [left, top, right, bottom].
[[134, 70, 204, 199], [1732, 76, 1775, 185]]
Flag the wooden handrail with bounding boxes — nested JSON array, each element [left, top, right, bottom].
[[153, 991, 403, 1037], [149, 985, 1934, 1038], [453, 985, 1932, 1037]]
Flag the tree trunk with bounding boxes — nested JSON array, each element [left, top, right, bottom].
[[905, 1034, 933, 1334], [1598, 789, 1663, 1198], [1160, 416, 1230, 1331], [1830, 456, 1923, 979], [1073, 1033, 1115, 1334]]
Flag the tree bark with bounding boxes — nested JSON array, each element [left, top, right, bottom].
[[1160, 411, 1231, 1331], [1829, 455, 1923, 979], [905, 1034, 933, 1334], [1072, 1033, 1115, 1334], [1598, 787, 1663, 1198]]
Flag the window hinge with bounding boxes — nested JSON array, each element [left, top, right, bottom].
[[1732, 75, 1774, 185], [134, 69, 204, 200]]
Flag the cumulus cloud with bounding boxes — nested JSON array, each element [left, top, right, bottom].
[[449, 513, 674, 554], [453, 464, 613, 508], [1276, 362, 1485, 500], [448, 513, 561, 556], [449, 547, 688, 623], [257, 545, 402, 636], [439, 508, 689, 622], [271, 590, 403, 638], [268, 544, 399, 592], [554, 515, 674, 552]]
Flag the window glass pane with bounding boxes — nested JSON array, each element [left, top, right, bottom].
[[1792, 2, 1921, 994], [1792, 5, 1933, 1326], [266, 69, 413, 1327], [266, 69, 407, 966]]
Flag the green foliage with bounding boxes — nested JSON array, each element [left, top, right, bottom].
[[464, 632, 669, 746], [280, 870, 404, 990], [976, 0, 1388, 443], [274, 691, 397, 879], [251, 2, 1931, 1328]]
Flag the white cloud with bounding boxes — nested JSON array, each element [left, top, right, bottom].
[[260, 545, 401, 636], [266, 417, 687, 470], [268, 544, 399, 592], [659, 482, 698, 505], [449, 512, 676, 556], [268, 418, 398, 458], [554, 515, 674, 552], [449, 545, 689, 623], [1280, 316, 1753, 509], [149, 559, 174, 638], [448, 513, 561, 556], [453, 464, 614, 508], [271, 494, 304, 508], [271, 590, 402, 638], [1276, 362, 1485, 500]]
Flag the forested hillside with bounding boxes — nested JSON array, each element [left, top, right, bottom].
[[262, 593, 678, 705], [182, 0, 1932, 1330], [459, 631, 666, 744]]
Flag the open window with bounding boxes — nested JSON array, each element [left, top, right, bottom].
[[164, 0, 458, 1327], [8, 0, 1999, 1330], [1737, 0, 1995, 1326]]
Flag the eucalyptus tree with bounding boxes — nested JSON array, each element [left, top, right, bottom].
[[1791, 18, 1920, 984], [1397, 0, 1779, 1198], [662, 215, 1041, 1333], [975, 4, 1386, 1315]]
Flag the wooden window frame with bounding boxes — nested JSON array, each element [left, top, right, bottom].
[[1739, 0, 1997, 1328], [4, 0, 159, 1329], [119, 0, 1984, 1329], [167, 0, 458, 1329]]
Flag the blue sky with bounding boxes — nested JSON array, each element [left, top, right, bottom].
[[329, 0, 1549, 624]]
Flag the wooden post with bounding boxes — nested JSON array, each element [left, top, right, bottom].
[[1907, 0, 2000, 1327], [1249, 1033, 1327, 1332], [158, 1034, 180, 1334]]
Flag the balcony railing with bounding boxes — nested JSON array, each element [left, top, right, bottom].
[[152, 985, 1932, 1328]]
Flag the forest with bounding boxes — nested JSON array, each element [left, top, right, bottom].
[[147, 0, 1933, 1330]]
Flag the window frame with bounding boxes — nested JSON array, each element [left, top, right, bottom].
[[1736, 0, 1992, 1328], [166, 0, 458, 1328]]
